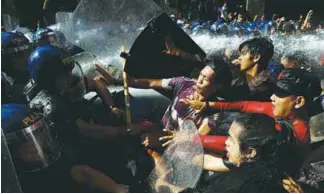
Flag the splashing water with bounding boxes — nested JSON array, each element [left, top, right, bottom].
[[69, 30, 324, 81], [189, 31, 324, 79], [54, 0, 324, 80]]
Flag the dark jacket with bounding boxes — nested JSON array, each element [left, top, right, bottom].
[[186, 161, 287, 193], [223, 70, 276, 102]]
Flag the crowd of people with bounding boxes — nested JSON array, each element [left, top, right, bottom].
[[171, 1, 323, 37], [1, 0, 324, 193]]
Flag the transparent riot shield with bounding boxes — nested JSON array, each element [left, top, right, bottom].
[[147, 120, 204, 192], [55, 0, 206, 79], [1, 129, 22, 193], [55, 0, 163, 70], [52, 12, 73, 47], [2, 14, 19, 32], [71, 51, 116, 79]]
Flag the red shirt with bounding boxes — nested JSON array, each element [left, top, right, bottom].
[[210, 101, 310, 144], [199, 101, 310, 152]]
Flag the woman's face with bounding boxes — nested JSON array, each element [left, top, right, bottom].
[[225, 121, 244, 167]]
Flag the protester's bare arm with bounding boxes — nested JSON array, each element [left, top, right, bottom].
[[301, 10, 314, 30], [127, 76, 163, 89], [76, 119, 159, 139], [76, 119, 120, 139], [89, 76, 115, 108], [202, 153, 230, 172], [95, 63, 163, 89], [70, 165, 128, 193]]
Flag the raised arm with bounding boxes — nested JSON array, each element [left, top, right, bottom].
[[127, 76, 163, 89], [194, 134, 227, 152], [95, 63, 164, 89], [182, 99, 274, 118]]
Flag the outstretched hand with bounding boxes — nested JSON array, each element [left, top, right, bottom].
[[159, 129, 177, 147], [180, 98, 207, 113], [282, 176, 303, 193], [159, 129, 192, 148], [141, 132, 163, 148], [94, 64, 115, 85]]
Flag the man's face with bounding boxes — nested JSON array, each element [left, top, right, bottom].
[[225, 121, 244, 167], [195, 66, 216, 97], [270, 93, 297, 118], [238, 50, 255, 71]]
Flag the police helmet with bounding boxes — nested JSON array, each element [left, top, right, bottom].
[[1, 31, 33, 76], [1, 103, 60, 171], [28, 45, 86, 100]]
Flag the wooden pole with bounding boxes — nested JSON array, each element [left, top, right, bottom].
[[121, 45, 132, 132]]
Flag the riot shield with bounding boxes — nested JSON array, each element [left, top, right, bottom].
[[52, 12, 73, 33], [124, 13, 206, 78], [2, 14, 19, 32], [55, 0, 206, 78], [1, 129, 22, 193], [147, 120, 204, 193], [55, 0, 162, 69], [71, 51, 118, 79]]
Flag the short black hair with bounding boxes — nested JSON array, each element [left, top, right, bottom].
[[238, 37, 274, 71], [235, 113, 301, 176], [277, 68, 321, 102], [206, 58, 233, 84]]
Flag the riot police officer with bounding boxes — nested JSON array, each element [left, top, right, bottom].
[[25, 45, 153, 187], [25, 45, 89, 142], [1, 31, 33, 104], [1, 103, 64, 192]]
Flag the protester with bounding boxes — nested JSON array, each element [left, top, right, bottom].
[[72, 114, 302, 193], [223, 37, 276, 101]]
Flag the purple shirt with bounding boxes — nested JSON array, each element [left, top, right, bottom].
[[161, 77, 219, 131]]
